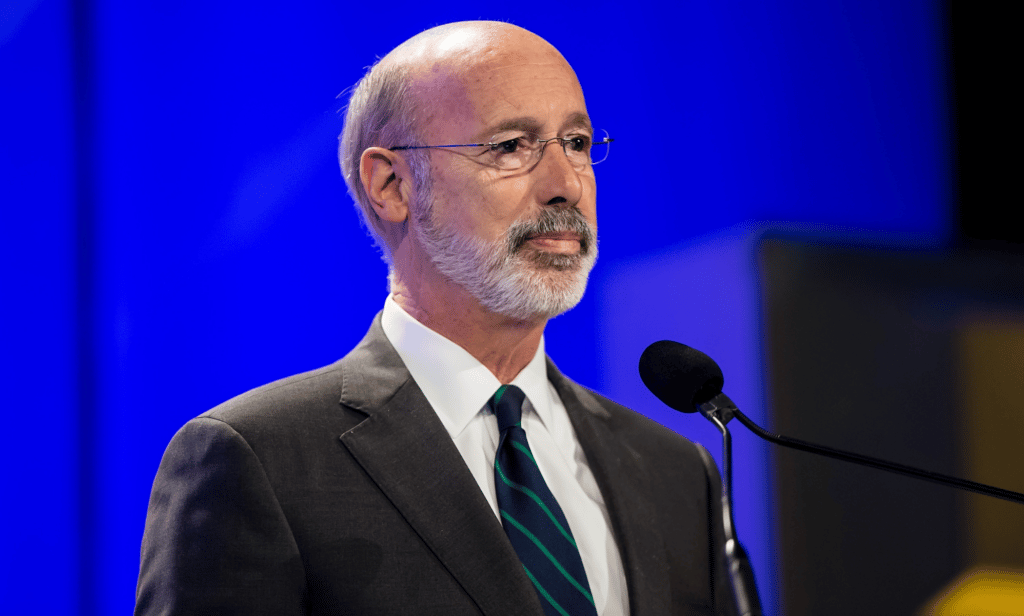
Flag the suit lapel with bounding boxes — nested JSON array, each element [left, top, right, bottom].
[[549, 361, 671, 616], [336, 317, 544, 616]]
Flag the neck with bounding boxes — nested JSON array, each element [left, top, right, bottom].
[[390, 268, 547, 385]]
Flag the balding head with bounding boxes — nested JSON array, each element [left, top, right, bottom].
[[339, 22, 581, 265]]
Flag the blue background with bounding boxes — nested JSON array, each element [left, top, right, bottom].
[[1, 1, 949, 614]]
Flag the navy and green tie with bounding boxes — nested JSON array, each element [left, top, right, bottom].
[[490, 385, 598, 616]]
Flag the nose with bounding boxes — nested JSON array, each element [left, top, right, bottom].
[[534, 138, 584, 207]]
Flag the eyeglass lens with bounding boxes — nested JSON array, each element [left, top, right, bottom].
[[493, 128, 610, 171]]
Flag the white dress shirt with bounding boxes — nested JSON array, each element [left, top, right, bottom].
[[381, 296, 629, 615]]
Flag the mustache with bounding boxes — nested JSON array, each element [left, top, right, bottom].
[[506, 207, 595, 254]]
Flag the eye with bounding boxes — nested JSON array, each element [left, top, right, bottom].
[[490, 138, 522, 154], [565, 134, 593, 153], [484, 133, 539, 169]]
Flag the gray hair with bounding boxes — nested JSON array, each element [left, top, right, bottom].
[[338, 60, 432, 265]]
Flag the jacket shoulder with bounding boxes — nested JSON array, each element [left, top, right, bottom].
[[551, 367, 713, 473], [197, 313, 403, 437], [195, 361, 349, 434]]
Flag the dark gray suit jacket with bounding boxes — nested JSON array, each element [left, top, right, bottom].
[[135, 316, 736, 615]]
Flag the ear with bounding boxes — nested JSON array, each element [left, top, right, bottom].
[[359, 147, 414, 224]]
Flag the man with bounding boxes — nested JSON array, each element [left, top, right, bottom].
[[135, 21, 736, 616]]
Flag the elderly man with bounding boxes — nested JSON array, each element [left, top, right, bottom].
[[135, 21, 735, 616]]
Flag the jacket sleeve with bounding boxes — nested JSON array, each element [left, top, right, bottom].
[[134, 416, 306, 616]]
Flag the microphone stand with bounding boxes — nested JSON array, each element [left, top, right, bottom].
[[643, 337, 1024, 615], [698, 394, 763, 616]]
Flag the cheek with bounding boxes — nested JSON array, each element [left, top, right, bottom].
[[580, 177, 598, 225], [428, 171, 500, 239], [446, 175, 533, 238]]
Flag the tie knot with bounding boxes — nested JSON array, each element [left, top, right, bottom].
[[490, 384, 526, 432]]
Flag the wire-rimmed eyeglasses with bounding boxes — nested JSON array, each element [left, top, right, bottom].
[[389, 128, 613, 172]]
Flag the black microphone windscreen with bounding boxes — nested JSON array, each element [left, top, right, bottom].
[[639, 340, 725, 412]]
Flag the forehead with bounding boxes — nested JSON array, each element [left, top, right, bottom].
[[415, 36, 589, 140]]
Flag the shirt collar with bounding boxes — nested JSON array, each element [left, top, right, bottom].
[[381, 295, 553, 438]]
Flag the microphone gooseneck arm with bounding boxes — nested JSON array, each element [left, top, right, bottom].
[[725, 406, 1024, 505]]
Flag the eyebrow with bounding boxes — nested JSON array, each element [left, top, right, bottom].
[[561, 112, 594, 134], [479, 112, 593, 140]]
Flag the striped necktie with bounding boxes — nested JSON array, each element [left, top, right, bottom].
[[490, 385, 598, 616]]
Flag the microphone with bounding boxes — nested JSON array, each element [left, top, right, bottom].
[[639, 340, 1024, 506], [639, 340, 723, 410], [640, 340, 762, 616]]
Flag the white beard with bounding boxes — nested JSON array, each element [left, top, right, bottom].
[[412, 200, 597, 321]]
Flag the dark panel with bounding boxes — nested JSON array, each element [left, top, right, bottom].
[[760, 238, 1024, 615], [951, 0, 1022, 246]]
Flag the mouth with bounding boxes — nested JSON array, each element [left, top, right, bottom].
[[524, 231, 583, 254], [507, 206, 595, 261]]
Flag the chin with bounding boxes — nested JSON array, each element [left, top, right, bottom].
[[476, 253, 595, 321]]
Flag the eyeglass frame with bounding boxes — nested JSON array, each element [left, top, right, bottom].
[[387, 128, 613, 171]]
